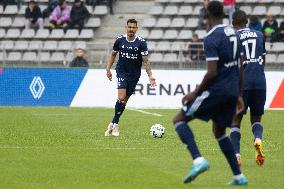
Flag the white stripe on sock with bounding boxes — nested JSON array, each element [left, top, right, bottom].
[[217, 134, 228, 142], [174, 121, 186, 129], [230, 127, 241, 133]]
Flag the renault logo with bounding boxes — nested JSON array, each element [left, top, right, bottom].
[[29, 76, 45, 99]]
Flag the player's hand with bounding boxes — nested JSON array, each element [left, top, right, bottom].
[[149, 76, 156, 87], [236, 96, 244, 114], [182, 91, 197, 105], [106, 70, 112, 81]]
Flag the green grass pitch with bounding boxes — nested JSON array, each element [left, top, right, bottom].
[[0, 107, 283, 189]]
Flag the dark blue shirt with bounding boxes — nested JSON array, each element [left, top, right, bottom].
[[204, 24, 241, 97], [113, 35, 148, 80], [236, 28, 266, 90]]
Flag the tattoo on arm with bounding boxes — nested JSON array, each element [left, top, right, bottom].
[[142, 55, 152, 77]]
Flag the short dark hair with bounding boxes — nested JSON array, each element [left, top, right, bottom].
[[207, 1, 224, 19], [232, 10, 248, 26], [127, 19, 138, 25]]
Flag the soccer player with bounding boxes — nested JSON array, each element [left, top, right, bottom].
[[173, 1, 248, 185], [105, 18, 156, 137], [230, 10, 266, 166]]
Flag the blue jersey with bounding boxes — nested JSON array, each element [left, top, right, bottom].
[[113, 35, 148, 80], [236, 28, 266, 90], [204, 24, 241, 97]]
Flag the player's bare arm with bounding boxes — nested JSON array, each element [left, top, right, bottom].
[[182, 61, 217, 105], [106, 51, 118, 81], [142, 55, 156, 87]]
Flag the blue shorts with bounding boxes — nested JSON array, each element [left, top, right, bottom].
[[181, 90, 238, 128], [117, 76, 139, 97], [241, 89, 266, 116]]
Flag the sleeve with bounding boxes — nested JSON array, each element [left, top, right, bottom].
[[51, 6, 58, 21], [25, 8, 30, 18], [204, 36, 219, 61], [60, 8, 70, 21], [237, 36, 244, 58], [140, 40, 148, 56], [112, 38, 120, 52]]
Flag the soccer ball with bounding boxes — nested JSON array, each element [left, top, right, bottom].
[[150, 124, 165, 138]]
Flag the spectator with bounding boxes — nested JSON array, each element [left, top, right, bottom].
[[69, 0, 90, 32], [25, 0, 43, 29], [248, 16, 262, 32], [50, 0, 71, 30], [187, 34, 205, 62], [263, 14, 278, 42], [198, 0, 209, 29], [279, 20, 284, 42], [42, 0, 59, 19], [70, 47, 89, 67], [86, 0, 99, 8], [223, 0, 236, 25]]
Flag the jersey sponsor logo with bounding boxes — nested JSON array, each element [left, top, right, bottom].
[[120, 52, 138, 60], [29, 76, 45, 99], [224, 60, 238, 68], [240, 31, 258, 40], [269, 79, 284, 108]]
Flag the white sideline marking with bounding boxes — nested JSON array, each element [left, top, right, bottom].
[[128, 108, 163, 117]]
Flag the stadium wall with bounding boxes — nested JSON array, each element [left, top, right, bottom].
[[0, 68, 283, 109]]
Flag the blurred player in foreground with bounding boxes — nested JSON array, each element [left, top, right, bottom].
[[173, 1, 248, 186]]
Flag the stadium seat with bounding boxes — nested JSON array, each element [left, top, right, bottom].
[[147, 41, 156, 51], [163, 53, 177, 63], [43, 41, 58, 50], [271, 43, 284, 52], [178, 30, 193, 39], [186, 18, 198, 28], [86, 5, 93, 14], [266, 54, 277, 63], [195, 30, 207, 39], [29, 41, 43, 50], [156, 0, 170, 3], [20, 29, 35, 39], [265, 42, 272, 51], [276, 54, 284, 63], [171, 42, 186, 51], [86, 17, 101, 28], [171, 18, 186, 28], [149, 53, 163, 63], [5, 29, 20, 39], [0, 17, 12, 27], [192, 6, 202, 15], [79, 29, 94, 39], [0, 5, 3, 14], [148, 29, 163, 40], [0, 52, 4, 61], [178, 6, 193, 16], [239, 6, 252, 15], [156, 41, 171, 51], [0, 29, 5, 39], [39, 5, 47, 12], [18, 5, 27, 15], [50, 29, 64, 39], [7, 52, 22, 61], [170, 0, 184, 3], [3, 5, 18, 14], [262, 0, 274, 3], [51, 52, 65, 62], [252, 6, 267, 16], [35, 29, 50, 38], [23, 52, 37, 61], [184, 0, 199, 3], [58, 41, 73, 50], [14, 41, 29, 50], [74, 41, 87, 50], [0, 40, 14, 50], [267, 6, 282, 15], [38, 52, 51, 62], [142, 18, 156, 28], [93, 5, 108, 15], [12, 17, 26, 27], [149, 5, 163, 15], [163, 5, 178, 15], [156, 18, 171, 28], [137, 30, 149, 39], [64, 29, 79, 39], [163, 29, 178, 40]]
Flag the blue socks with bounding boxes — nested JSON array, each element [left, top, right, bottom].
[[252, 122, 263, 140], [218, 135, 241, 175], [230, 125, 241, 155], [112, 100, 125, 124], [174, 121, 201, 159]]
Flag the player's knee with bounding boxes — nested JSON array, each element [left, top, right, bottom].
[[118, 96, 126, 103], [212, 125, 225, 139]]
